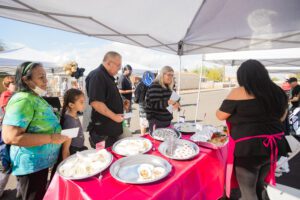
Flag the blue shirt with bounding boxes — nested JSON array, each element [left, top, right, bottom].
[[3, 92, 61, 175]]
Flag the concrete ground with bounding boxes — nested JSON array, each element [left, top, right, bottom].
[[2, 89, 300, 199]]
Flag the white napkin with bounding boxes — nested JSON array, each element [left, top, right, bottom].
[[170, 91, 180, 102], [167, 91, 181, 113], [61, 127, 79, 138]]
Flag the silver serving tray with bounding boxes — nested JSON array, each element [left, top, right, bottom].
[[57, 149, 113, 180], [112, 136, 152, 156], [110, 154, 172, 184], [174, 122, 197, 134], [150, 128, 181, 141], [190, 134, 228, 149], [158, 139, 199, 160]]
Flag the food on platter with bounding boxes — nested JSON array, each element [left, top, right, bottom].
[[207, 132, 228, 146], [151, 128, 180, 141], [173, 143, 197, 159], [113, 137, 151, 156], [191, 130, 228, 149], [174, 122, 196, 133], [158, 139, 199, 160], [137, 164, 166, 181], [59, 149, 112, 179], [110, 155, 171, 184]]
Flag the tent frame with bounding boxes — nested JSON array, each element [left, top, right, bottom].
[[1, 0, 300, 122], [2, 1, 300, 54]]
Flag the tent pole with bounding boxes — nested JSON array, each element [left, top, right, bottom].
[[177, 41, 184, 94], [177, 56, 182, 94], [194, 55, 204, 123], [229, 60, 235, 89]]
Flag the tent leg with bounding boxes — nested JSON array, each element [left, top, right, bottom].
[[177, 56, 182, 94], [229, 60, 235, 89], [176, 56, 182, 122], [194, 55, 203, 123]]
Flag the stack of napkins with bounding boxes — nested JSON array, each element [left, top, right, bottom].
[[167, 91, 181, 113]]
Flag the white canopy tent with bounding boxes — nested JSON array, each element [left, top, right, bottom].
[[1, 0, 300, 121], [0, 47, 62, 74], [1, 0, 300, 55], [204, 48, 300, 68]]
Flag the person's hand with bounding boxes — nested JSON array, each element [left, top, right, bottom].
[[113, 114, 124, 123], [50, 134, 69, 144], [173, 102, 181, 110], [168, 100, 175, 105]]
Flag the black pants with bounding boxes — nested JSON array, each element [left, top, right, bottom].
[[17, 168, 49, 200], [124, 100, 132, 126], [89, 132, 119, 148], [234, 156, 270, 200], [149, 119, 171, 133]]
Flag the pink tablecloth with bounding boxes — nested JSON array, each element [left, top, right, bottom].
[[44, 135, 227, 200]]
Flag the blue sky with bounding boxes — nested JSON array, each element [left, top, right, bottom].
[[0, 17, 110, 51], [0, 17, 187, 73]]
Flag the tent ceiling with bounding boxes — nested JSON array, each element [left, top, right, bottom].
[[209, 58, 300, 68], [1, 0, 300, 55]]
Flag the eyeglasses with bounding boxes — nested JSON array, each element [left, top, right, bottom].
[[165, 73, 174, 77]]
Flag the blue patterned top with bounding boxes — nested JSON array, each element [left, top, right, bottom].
[[3, 92, 62, 175]]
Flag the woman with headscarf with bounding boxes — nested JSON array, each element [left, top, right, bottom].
[[2, 62, 69, 200]]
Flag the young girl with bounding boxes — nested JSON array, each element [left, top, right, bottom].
[[61, 88, 87, 159]]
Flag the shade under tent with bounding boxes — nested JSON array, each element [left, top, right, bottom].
[[1, 0, 300, 121]]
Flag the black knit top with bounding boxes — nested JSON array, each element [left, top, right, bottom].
[[145, 82, 173, 122]]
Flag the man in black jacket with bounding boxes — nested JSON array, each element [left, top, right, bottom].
[[86, 51, 124, 148]]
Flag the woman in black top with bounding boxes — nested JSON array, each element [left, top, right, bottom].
[[145, 66, 180, 133], [216, 60, 290, 200]]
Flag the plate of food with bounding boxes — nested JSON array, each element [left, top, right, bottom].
[[112, 137, 152, 156], [58, 149, 113, 180], [158, 139, 199, 160], [150, 128, 181, 141], [110, 154, 172, 184], [174, 122, 197, 134], [190, 132, 228, 149]]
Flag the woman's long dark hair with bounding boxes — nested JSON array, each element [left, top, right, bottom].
[[15, 62, 42, 92], [237, 60, 287, 118], [60, 88, 84, 125]]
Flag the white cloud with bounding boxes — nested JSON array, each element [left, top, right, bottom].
[[5, 41, 298, 78], [8, 42, 205, 74]]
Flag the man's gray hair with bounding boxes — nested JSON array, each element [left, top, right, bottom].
[[103, 51, 121, 62]]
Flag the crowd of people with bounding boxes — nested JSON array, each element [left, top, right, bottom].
[[0, 51, 298, 200]]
